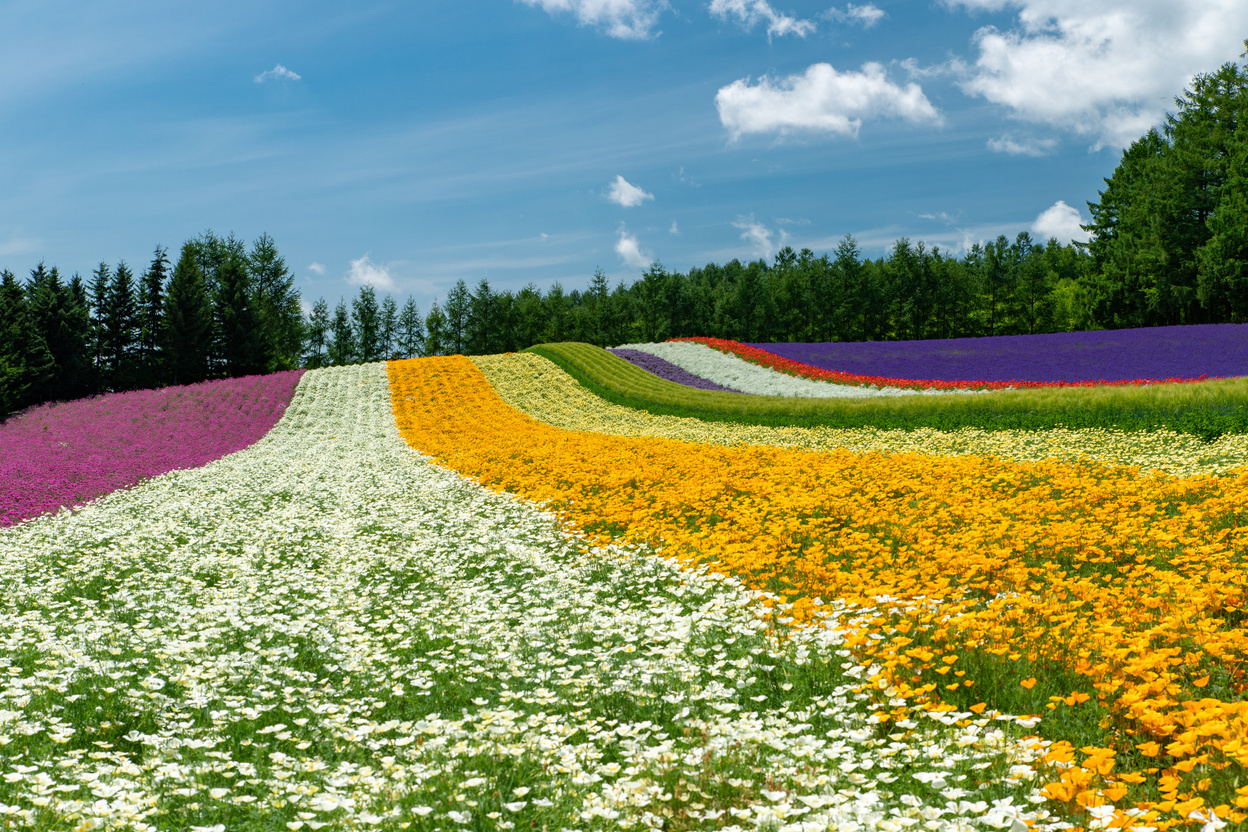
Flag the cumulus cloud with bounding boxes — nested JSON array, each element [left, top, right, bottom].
[[347, 255, 396, 291], [823, 3, 886, 27], [733, 215, 781, 257], [952, 0, 1248, 148], [709, 0, 816, 39], [254, 64, 301, 83], [615, 229, 652, 269], [516, 0, 665, 39], [987, 135, 1058, 156], [716, 62, 942, 139], [606, 175, 655, 207], [1032, 200, 1091, 243], [308, 262, 326, 275]]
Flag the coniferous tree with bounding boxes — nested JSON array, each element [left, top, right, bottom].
[[303, 299, 331, 369], [215, 253, 269, 377], [163, 243, 213, 386], [0, 270, 54, 416], [88, 261, 111, 386], [29, 264, 91, 402], [248, 233, 302, 370], [380, 295, 399, 360], [423, 301, 448, 357], [443, 279, 470, 355], [352, 286, 382, 362], [136, 245, 169, 387], [102, 261, 139, 390], [328, 299, 356, 366], [396, 298, 424, 358]]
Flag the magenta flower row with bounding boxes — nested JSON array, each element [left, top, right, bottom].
[[1, 370, 304, 527]]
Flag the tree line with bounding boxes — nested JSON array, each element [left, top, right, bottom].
[[1, 231, 301, 417]]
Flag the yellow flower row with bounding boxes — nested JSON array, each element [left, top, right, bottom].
[[473, 352, 1248, 478], [389, 356, 1248, 830]]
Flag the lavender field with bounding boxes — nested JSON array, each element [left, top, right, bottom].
[[749, 323, 1248, 383]]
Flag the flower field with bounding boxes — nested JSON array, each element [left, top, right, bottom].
[[607, 349, 743, 394], [0, 363, 1072, 832], [742, 325, 1248, 385], [7, 342, 1248, 832], [391, 356, 1248, 831], [0, 371, 304, 527]]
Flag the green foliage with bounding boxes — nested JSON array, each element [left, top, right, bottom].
[[528, 342, 1248, 439]]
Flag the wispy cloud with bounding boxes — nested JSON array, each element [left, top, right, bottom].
[[823, 3, 885, 27], [716, 62, 941, 140], [606, 175, 655, 207], [709, 0, 816, 39], [254, 63, 301, 83], [1032, 200, 1090, 243], [347, 254, 396, 291], [987, 135, 1058, 156], [516, 0, 666, 40], [308, 262, 326, 275], [615, 228, 652, 269], [733, 215, 780, 258]]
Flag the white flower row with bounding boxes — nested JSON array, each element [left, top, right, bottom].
[[614, 341, 963, 398], [0, 363, 1067, 831]]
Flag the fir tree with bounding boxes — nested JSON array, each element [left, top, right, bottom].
[[396, 297, 424, 359], [303, 299, 331, 369], [163, 243, 213, 385]]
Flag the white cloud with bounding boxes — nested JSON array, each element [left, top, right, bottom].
[[615, 229, 652, 269], [254, 63, 301, 83], [1032, 200, 1091, 243], [709, 0, 816, 39], [308, 262, 326, 275], [824, 3, 886, 27], [669, 220, 680, 234], [987, 134, 1058, 156], [517, 0, 666, 40], [952, 0, 1248, 148], [733, 215, 777, 257], [347, 254, 397, 291], [716, 62, 942, 139], [606, 175, 655, 207]]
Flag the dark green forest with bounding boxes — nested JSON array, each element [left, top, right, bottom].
[[3, 50, 1246, 419]]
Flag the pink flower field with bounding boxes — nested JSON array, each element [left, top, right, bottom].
[[0, 370, 303, 526]]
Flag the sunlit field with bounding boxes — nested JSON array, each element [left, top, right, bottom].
[[3, 336, 1247, 831]]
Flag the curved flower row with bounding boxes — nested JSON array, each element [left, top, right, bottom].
[[680, 337, 1213, 390], [473, 352, 1248, 478], [1, 363, 1065, 832], [616, 340, 957, 397], [607, 347, 743, 393], [0, 370, 304, 527], [392, 356, 1248, 830]]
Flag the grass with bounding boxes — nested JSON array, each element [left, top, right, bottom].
[[527, 341, 1248, 439]]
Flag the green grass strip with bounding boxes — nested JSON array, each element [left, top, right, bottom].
[[525, 342, 1248, 440]]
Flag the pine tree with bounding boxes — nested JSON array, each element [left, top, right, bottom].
[[380, 295, 399, 360], [88, 262, 111, 385], [248, 233, 302, 370], [443, 280, 470, 354], [215, 253, 269, 377], [0, 270, 54, 416], [136, 245, 169, 387], [303, 299, 331, 368], [29, 264, 91, 402], [163, 243, 213, 385], [102, 261, 139, 390], [328, 300, 356, 366], [396, 297, 424, 358], [352, 286, 382, 362], [423, 302, 448, 357]]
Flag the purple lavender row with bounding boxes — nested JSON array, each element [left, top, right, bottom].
[[0, 370, 304, 527], [608, 348, 744, 393], [749, 323, 1248, 384]]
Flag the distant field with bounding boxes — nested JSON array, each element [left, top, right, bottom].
[[745, 323, 1248, 383], [529, 341, 1248, 439]]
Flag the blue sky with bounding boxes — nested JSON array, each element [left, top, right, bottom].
[[2, 1, 1245, 311]]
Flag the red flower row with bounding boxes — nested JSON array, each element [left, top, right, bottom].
[[674, 337, 1209, 390]]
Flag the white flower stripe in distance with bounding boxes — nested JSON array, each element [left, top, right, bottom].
[[0, 362, 1068, 831], [615, 341, 960, 398]]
